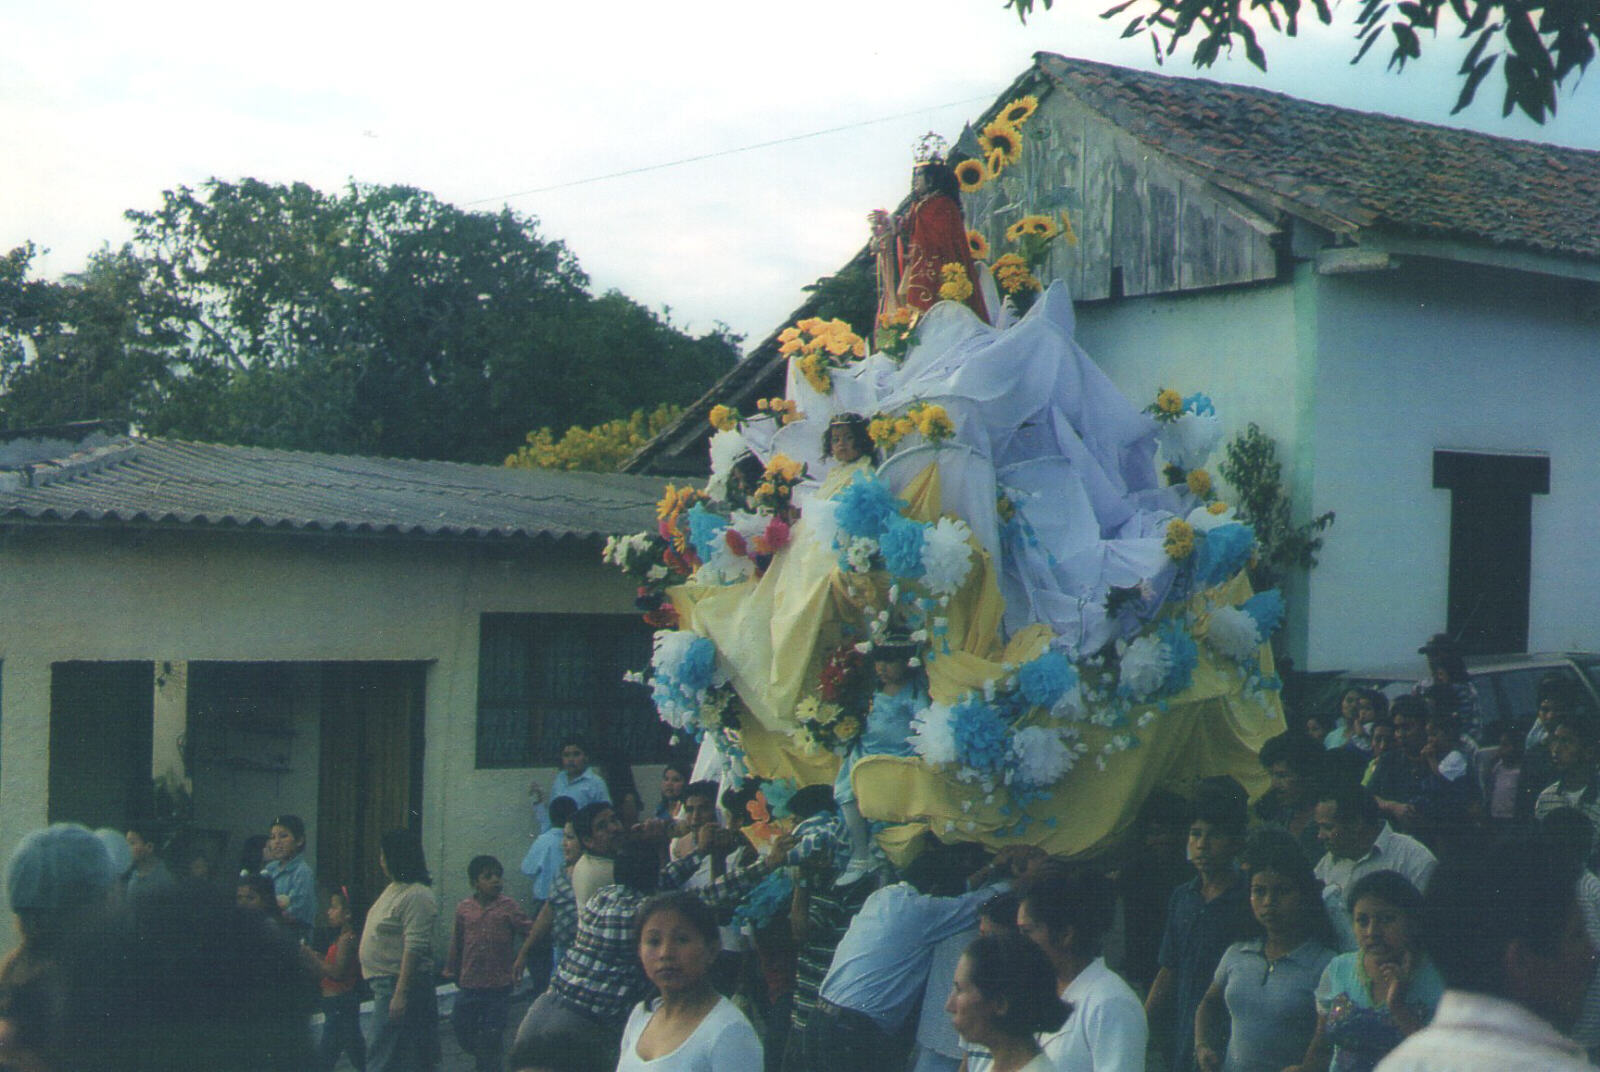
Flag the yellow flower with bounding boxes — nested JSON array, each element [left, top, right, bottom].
[[1005, 215, 1059, 243], [656, 484, 681, 520], [999, 95, 1039, 126], [967, 230, 991, 260], [796, 317, 823, 334], [938, 262, 973, 302], [894, 417, 915, 438], [1208, 500, 1230, 515], [1060, 210, 1078, 247], [756, 482, 776, 499], [913, 403, 955, 441], [1156, 389, 1183, 414], [796, 353, 832, 394], [833, 716, 862, 741], [708, 405, 738, 432], [996, 267, 1042, 294], [979, 120, 1023, 172], [954, 158, 989, 193], [795, 696, 822, 723], [765, 454, 805, 482], [1186, 468, 1212, 497], [1164, 519, 1196, 561], [777, 326, 801, 344], [869, 416, 900, 447], [992, 253, 1027, 272]]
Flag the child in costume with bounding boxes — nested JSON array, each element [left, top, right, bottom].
[[834, 634, 927, 884]]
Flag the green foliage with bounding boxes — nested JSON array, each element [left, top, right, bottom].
[[1217, 422, 1336, 590], [799, 252, 878, 342], [1003, 0, 1595, 123], [506, 402, 684, 472], [1, 180, 740, 463]]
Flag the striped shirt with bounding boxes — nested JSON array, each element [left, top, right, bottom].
[[789, 876, 874, 1032]]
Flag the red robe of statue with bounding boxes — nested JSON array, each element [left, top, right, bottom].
[[898, 194, 988, 322]]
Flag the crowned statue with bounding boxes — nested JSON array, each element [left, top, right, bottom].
[[869, 133, 989, 329]]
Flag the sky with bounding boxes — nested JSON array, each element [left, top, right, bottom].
[[4, 1, 1598, 350]]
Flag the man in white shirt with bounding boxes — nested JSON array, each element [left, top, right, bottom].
[[1017, 863, 1147, 1071], [1313, 784, 1437, 951], [1376, 833, 1597, 1072]]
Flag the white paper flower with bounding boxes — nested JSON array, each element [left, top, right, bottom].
[[803, 496, 840, 554], [708, 429, 750, 478], [1049, 682, 1086, 720], [1119, 633, 1173, 700], [1008, 726, 1077, 789], [1158, 412, 1223, 471], [1206, 604, 1262, 662], [921, 517, 976, 596], [911, 703, 959, 766]]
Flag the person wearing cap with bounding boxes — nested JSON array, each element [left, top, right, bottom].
[[263, 813, 317, 944], [834, 632, 928, 885]]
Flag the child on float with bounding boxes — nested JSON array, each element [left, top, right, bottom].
[[834, 632, 928, 885], [311, 885, 367, 1072], [816, 413, 877, 499]]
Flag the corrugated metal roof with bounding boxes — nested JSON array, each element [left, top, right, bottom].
[[0, 436, 672, 543]]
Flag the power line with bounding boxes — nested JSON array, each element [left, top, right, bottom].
[[465, 95, 991, 206]]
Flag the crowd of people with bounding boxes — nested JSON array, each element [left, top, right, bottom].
[[1, 643, 1598, 1072]]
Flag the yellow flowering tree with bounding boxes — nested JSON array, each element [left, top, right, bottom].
[[505, 403, 683, 473]]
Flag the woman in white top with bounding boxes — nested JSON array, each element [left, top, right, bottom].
[[951, 933, 1071, 1072], [615, 891, 762, 1071]]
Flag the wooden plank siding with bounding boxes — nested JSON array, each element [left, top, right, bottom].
[[963, 86, 1279, 303]]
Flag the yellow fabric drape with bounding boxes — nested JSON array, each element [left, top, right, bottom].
[[673, 459, 1282, 861]]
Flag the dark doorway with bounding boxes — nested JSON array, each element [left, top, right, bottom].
[[48, 661, 154, 827], [1433, 451, 1550, 655], [317, 662, 428, 909]]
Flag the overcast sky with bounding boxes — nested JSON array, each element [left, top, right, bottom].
[[4, 1, 1597, 348]]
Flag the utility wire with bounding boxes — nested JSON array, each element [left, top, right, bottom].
[[466, 95, 991, 206]]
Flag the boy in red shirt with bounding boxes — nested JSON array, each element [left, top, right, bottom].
[[445, 855, 534, 1072]]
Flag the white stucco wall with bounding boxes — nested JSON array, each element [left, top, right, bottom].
[[1304, 257, 1600, 669], [0, 526, 642, 953]]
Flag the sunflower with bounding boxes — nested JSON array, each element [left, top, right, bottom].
[[999, 95, 1039, 126], [1156, 389, 1183, 415], [979, 119, 1023, 172], [938, 262, 974, 302], [1004, 214, 1059, 243], [1163, 518, 1196, 561], [953, 158, 989, 193], [967, 230, 991, 260]]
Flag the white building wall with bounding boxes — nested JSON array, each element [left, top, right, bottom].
[[1304, 258, 1600, 669], [0, 527, 641, 953]]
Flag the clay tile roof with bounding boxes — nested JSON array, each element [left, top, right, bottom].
[[1037, 53, 1600, 259], [0, 435, 671, 544]]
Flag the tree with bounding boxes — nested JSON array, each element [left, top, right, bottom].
[[1, 180, 740, 463], [1216, 422, 1335, 591], [1004, 0, 1596, 122], [505, 403, 684, 472]]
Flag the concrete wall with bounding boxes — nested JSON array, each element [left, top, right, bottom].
[[1304, 258, 1600, 669], [0, 526, 643, 953]]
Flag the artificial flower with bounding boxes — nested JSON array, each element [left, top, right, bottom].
[[833, 716, 862, 741], [979, 119, 1023, 172], [967, 230, 991, 260], [1060, 210, 1079, 246], [952, 696, 1010, 777], [921, 517, 976, 596], [1157, 410, 1224, 471], [1186, 468, 1212, 497], [834, 473, 906, 540], [1004, 215, 1059, 242], [1163, 518, 1196, 561], [1159, 620, 1198, 694], [954, 159, 989, 193], [879, 514, 928, 579], [1205, 604, 1262, 662], [939, 262, 974, 302], [1007, 725, 1076, 789], [1192, 522, 1255, 589], [999, 95, 1039, 126], [1015, 651, 1077, 708], [911, 402, 955, 442], [1242, 589, 1285, 638], [1156, 389, 1183, 414], [708, 405, 738, 432], [844, 536, 878, 573], [1119, 633, 1173, 701], [911, 702, 959, 766]]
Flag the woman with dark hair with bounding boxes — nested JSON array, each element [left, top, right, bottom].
[[359, 829, 440, 1072], [1196, 829, 1336, 1072], [614, 891, 763, 1070], [1289, 870, 1443, 1072], [947, 933, 1069, 1072], [655, 760, 692, 823]]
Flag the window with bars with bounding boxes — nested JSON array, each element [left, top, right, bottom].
[[475, 613, 669, 768]]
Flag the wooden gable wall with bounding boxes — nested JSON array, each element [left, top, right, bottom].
[[964, 85, 1281, 300]]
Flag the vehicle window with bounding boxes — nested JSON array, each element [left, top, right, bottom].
[[1491, 666, 1591, 726], [1578, 658, 1600, 696]]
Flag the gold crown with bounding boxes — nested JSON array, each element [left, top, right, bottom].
[[913, 132, 949, 167]]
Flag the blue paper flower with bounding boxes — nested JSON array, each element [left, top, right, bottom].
[[1193, 523, 1255, 589], [1183, 393, 1215, 416], [879, 515, 928, 579], [1159, 620, 1198, 695], [1242, 589, 1285, 638], [834, 473, 907, 540], [952, 697, 1010, 773], [1015, 652, 1077, 708], [731, 870, 795, 930], [677, 636, 719, 692], [762, 778, 798, 820], [686, 503, 728, 562]]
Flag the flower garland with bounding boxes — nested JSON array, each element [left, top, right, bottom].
[[868, 402, 956, 451], [780, 317, 868, 396]]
